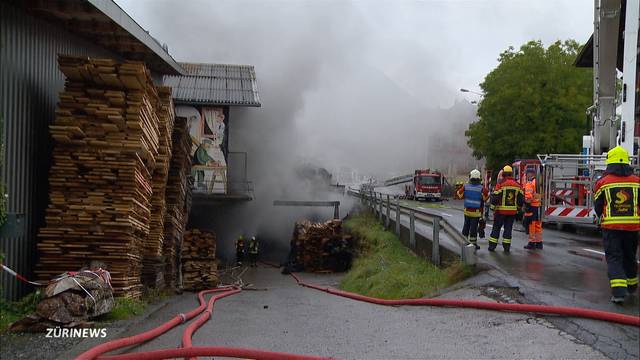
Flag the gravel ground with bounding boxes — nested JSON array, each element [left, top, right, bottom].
[[0, 297, 172, 360], [0, 332, 83, 360]]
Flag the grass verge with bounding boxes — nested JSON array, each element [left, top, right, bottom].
[[99, 287, 170, 322], [340, 211, 474, 299], [0, 291, 42, 333], [0, 286, 171, 330]]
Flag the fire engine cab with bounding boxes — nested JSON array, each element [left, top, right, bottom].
[[406, 169, 444, 202]]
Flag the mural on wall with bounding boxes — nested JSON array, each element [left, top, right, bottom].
[[177, 105, 228, 194]]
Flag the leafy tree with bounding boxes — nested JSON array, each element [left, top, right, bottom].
[[466, 40, 592, 171]]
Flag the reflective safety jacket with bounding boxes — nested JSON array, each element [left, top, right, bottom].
[[235, 239, 245, 252], [249, 239, 259, 254], [594, 173, 640, 231], [458, 183, 489, 217], [491, 178, 524, 215], [524, 179, 541, 207]]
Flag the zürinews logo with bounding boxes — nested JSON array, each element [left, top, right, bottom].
[[45, 328, 107, 338]]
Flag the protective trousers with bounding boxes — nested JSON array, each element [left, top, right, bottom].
[[462, 215, 480, 245], [603, 230, 639, 297], [527, 205, 542, 245], [489, 213, 515, 252]]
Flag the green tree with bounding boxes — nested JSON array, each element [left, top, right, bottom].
[[466, 40, 592, 171]]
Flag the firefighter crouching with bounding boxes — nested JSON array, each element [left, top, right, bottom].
[[235, 235, 246, 266], [523, 169, 543, 250], [248, 236, 259, 267], [456, 169, 489, 250], [489, 165, 524, 253], [593, 146, 640, 304]]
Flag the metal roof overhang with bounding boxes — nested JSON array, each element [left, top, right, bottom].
[[15, 0, 184, 75]]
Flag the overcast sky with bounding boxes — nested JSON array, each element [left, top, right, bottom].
[[116, 0, 592, 107], [112, 0, 595, 252], [112, 0, 594, 178]]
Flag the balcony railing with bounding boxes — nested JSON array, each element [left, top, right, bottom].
[[190, 151, 254, 200]]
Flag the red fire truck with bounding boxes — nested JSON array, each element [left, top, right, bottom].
[[405, 169, 444, 202]]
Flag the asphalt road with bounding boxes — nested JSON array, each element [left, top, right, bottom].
[[372, 186, 640, 359], [66, 267, 606, 360], [59, 190, 639, 360]]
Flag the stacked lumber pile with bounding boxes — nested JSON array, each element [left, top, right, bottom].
[[141, 86, 175, 288], [162, 116, 193, 290], [36, 56, 161, 299], [292, 219, 353, 272], [181, 229, 218, 290]]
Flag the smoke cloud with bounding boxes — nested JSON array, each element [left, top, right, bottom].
[[114, 0, 591, 260]]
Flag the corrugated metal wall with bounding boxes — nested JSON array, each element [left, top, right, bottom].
[[0, 2, 119, 300]]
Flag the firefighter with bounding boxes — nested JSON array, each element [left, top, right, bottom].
[[523, 169, 543, 250], [489, 165, 524, 253], [456, 169, 489, 250], [593, 146, 640, 304], [235, 235, 246, 266], [248, 236, 259, 267]]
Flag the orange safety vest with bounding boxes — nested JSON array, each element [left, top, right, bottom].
[[524, 179, 540, 207]]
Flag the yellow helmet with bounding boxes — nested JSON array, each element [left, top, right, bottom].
[[502, 165, 513, 173], [606, 146, 630, 165]]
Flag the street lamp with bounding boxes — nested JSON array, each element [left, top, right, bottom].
[[460, 88, 484, 96]]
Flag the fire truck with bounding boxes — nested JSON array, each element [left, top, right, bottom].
[[405, 169, 444, 201], [537, 0, 639, 226]]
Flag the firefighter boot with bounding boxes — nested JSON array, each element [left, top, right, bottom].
[[524, 242, 536, 250], [610, 286, 628, 304], [535, 242, 543, 250], [469, 237, 480, 250], [488, 237, 499, 252], [502, 238, 511, 253]]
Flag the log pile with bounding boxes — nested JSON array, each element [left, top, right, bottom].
[[291, 219, 353, 272], [36, 56, 162, 298], [141, 86, 175, 288], [181, 229, 218, 290], [162, 116, 193, 290]]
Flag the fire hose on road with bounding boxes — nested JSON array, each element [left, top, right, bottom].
[[76, 285, 332, 360], [78, 268, 639, 360], [289, 273, 640, 327]]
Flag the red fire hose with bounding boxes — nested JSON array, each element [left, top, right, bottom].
[[79, 267, 639, 360], [78, 285, 333, 360], [289, 273, 640, 327], [98, 347, 331, 360], [76, 287, 235, 360]]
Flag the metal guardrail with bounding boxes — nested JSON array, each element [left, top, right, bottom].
[[348, 189, 476, 266]]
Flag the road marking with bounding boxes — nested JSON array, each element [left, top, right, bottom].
[[440, 212, 453, 217]]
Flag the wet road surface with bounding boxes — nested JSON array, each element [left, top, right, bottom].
[[372, 187, 640, 358], [66, 267, 607, 360]]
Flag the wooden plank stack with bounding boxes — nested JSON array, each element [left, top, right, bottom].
[[181, 229, 218, 291], [162, 116, 193, 290], [36, 56, 162, 299], [141, 86, 175, 288], [292, 219, 352, 272]]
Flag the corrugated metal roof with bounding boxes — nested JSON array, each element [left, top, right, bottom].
[[163, 63, 261, 107]]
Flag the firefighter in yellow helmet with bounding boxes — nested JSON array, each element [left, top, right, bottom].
[[488, 165, 524, 253], [235, 235, 246, 266], [594, 146, 640, 304]]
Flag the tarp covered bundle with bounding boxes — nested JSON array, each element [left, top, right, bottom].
[[10, 270, 114, 332]]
